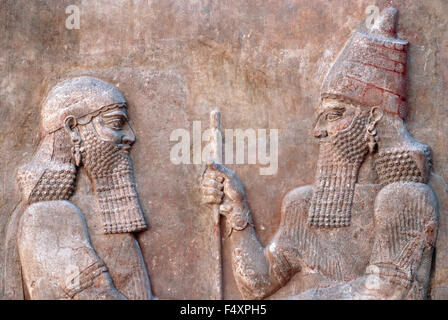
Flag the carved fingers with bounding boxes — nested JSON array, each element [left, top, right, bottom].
[[201, 161, 247, 212], [208, 161, 246, 203], [202, 171, 224, 205]]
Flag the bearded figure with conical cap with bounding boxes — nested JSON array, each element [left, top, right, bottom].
[[201, 8, 438, 299], [4, 76, 153, 299]]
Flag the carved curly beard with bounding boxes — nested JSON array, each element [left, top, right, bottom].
[[79, 124, 147, 234], [308, 113, 369, 228]]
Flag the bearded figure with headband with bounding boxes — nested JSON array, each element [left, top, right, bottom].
[[4, 76, 153, 299], [202, 8, 438, 300]]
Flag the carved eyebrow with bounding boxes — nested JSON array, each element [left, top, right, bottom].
[[102, 109, 128, 120], [327, 106, 346, 112]]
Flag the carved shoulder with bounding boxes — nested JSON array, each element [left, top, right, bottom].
[[281, 185, 313, 215], [374, 182, 438, 224], [373, 181, 438, 254], [19, 200, 89, 240], [274, 185, 313, 239], [18, 200, 110, 299]]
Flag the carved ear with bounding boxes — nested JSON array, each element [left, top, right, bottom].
[[64, 116, 82, 166], [369, 106, 384, 126]]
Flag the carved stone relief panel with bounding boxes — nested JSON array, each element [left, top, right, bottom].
[[1, 1, 447, 300]]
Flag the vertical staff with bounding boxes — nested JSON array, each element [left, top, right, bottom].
[[208, 109, 223, 299]]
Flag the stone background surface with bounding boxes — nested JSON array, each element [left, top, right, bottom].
[[1, 0, 447, 299]]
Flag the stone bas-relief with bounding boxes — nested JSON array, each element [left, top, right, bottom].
[[202, 8, 438, 299], [5, 77, 153, 299], [1, 1, 447, 301]]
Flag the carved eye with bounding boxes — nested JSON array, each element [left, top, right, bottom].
[[106, 118, 125, 130], [326, 109, 345, 121]]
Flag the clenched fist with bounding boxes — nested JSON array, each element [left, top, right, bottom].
[[201, 161, 248, 216]]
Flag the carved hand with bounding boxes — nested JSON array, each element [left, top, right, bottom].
[[201, 161, 248, 216]]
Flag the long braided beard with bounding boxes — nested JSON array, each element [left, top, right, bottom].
[[80, 125, 147, 234], [308, 113, 369, 228]]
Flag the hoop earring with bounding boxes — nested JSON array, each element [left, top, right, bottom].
[[64, 116, 82, 166]]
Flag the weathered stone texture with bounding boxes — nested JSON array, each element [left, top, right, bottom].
[[1, 0, 447, 299]]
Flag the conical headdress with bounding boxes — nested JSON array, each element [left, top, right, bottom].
[[321, 7, 408, 119]]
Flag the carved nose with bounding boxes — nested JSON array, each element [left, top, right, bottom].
[[314, 128, 328, 139], [122, 129, 136, 146]]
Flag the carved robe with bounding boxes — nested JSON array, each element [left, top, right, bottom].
[[236, 181, 438, 299]]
